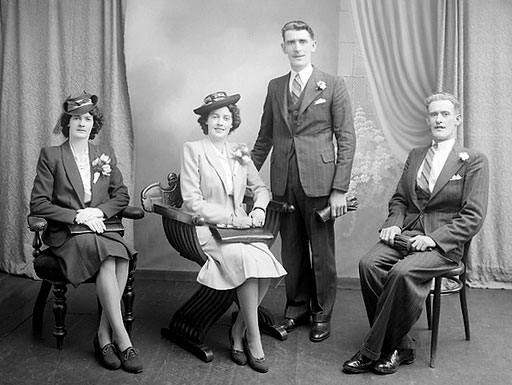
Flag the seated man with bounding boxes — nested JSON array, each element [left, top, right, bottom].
[[343, 92, 489, 375]]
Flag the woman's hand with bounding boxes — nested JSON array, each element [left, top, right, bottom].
[[75, 207, 104, 224], [231, 216, 253, 229], [250, 209, 266, 228], [83, 217, 106, 233]]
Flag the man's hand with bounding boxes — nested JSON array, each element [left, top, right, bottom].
[[410, 235, 436, 251], [328, 190, 347, 219], [380, 226, 402, 247]]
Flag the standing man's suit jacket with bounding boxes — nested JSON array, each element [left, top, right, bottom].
[[30, 141, 130, 247], [384, 143, 489, 262], [252, 67, 355, 197]]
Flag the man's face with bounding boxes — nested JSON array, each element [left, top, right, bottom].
[[281, 29, 316, 72], [426, 100, 461, 142]]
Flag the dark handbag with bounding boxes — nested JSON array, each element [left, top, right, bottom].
[[67, 217, 125, 235], [209, 224, 274, 243]]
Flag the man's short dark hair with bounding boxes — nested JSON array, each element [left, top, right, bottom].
[[281, 20, 315, 40]]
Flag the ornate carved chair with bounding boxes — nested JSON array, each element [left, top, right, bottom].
[[29, 206, 144, 349], [141, 173, 294, 362]]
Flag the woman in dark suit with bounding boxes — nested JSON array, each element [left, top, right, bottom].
[[180, 91, 286, 373], [30, 93, 142, 373]]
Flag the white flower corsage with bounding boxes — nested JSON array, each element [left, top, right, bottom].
[[232, 144, 251, 165], [316, 80, 327, 91], [458, 152, 469, 162], [92, 153, 112, 184]]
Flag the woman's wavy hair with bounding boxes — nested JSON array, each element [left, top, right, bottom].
[[58, 106, 104, 140], [197, 104, 241, 135]]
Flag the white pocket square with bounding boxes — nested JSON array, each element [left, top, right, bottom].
[[314, 98, 326, 105], [449, 174, 462, 181]]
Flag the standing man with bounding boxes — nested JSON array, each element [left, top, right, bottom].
[[343, 92, 489, 374], [252, 20, 355, 342]]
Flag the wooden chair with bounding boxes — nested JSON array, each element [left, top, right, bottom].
[[425, 241, 471, 368], [141, 173, 294, 362], [29, 206, 144, 349]]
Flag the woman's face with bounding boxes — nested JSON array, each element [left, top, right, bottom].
[[206, 106, 232, 143], [68, 113, 94, 140]]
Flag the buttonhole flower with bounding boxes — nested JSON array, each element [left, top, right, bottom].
[[316, 81, 327, 91], [92, 153, 111, 184], [458, 152, 469, 162]]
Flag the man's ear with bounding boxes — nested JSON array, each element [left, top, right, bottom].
[[311, 39, 317, 52], [455, 114, 462, 126]]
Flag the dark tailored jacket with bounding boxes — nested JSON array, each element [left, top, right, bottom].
[[252, 66, 355, 197], [30, 140, 130, 247], [384, 143, 489, 262]]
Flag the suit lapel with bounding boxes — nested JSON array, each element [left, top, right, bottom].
[[430, 144, 465, 199], [89, 144, 102, 205], [297, 67, 324, 117], [62, 141, 85, 207], [201, 138, 230, 194], [408, 147, 429, 210], [277, 73, 292, 133]]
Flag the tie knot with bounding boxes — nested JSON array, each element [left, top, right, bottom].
[[432, 142, 439, 150]]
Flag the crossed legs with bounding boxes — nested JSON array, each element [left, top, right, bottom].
[[232, 278, 271, 358], [96, 256, 133, 351]]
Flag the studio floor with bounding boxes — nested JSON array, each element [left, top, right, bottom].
[[1, 271, 511, 385]]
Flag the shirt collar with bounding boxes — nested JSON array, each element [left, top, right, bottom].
[[432, 138, 455, 154], [291, 64, 313, 85]]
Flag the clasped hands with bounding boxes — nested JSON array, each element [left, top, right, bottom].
[[380, 226, 436, 252], [75, 207, 106, 233], [230, 209, 265, 229]]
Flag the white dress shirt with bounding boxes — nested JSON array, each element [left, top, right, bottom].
[[417, 138, 455, 192]]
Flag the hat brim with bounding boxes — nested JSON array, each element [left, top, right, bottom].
[[193, 94, 240, 115], [63, 94, 98, 115]]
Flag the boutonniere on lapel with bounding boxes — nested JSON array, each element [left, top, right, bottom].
[[316, 81, 327, 91], [232, 144, 251, 165], [231, 144, 251, 177], [91, 153, 111, 184], [458, 152, 469, 162]]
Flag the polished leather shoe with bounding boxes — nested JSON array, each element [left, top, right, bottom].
[[242, 333, 269, 373], [310, 321, 330, 342], [93, 335, 121, 370], [373, 348, 416, 374], [280, 314, 310, 332], [342, 351, 374, 374], [228, 326, 247, 366]]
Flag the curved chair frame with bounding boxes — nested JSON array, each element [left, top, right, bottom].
[[141, 173, 294, 362]]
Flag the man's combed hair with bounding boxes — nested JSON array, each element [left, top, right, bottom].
[[425, 92, 461, 115], [281, 20, 314, 40]]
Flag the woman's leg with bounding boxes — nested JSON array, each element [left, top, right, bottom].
[[236, 278, 265, 358], [96, 257, 132, 351]]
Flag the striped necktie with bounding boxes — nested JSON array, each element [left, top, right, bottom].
[[291, 73, 303, 104], [417, 144, 437, 192]]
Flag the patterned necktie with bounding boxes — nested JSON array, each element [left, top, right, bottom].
[[417, 144, 437, 192], [291, 73, 303, 104]]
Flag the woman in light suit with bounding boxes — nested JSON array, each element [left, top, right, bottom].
[[180, 91, 286, 373], [30, 93, 142, 373]]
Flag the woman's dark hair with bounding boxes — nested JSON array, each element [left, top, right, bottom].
[[59, 106, 104, 140], [197, 104, 241, 135]]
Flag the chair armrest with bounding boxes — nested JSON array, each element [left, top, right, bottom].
[[153, 203, 205, 226], [28, 216, 47, 232], [119, 206, 145, 220]]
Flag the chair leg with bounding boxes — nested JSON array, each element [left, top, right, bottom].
[[425, 292, 432, 330], [430, 277, 442, 368], [32, 280, 52, 331], [52, 283, 68, 350], [459, 278, 470, 341], [161, 285, 236, 362], [122, 266, 136, 335]]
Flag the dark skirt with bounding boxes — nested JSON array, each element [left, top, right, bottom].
[[51, 232, 137, 287]]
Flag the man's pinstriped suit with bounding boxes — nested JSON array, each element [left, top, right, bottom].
[[358, 143, 489, 360], [252, 66, 355, 323]]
